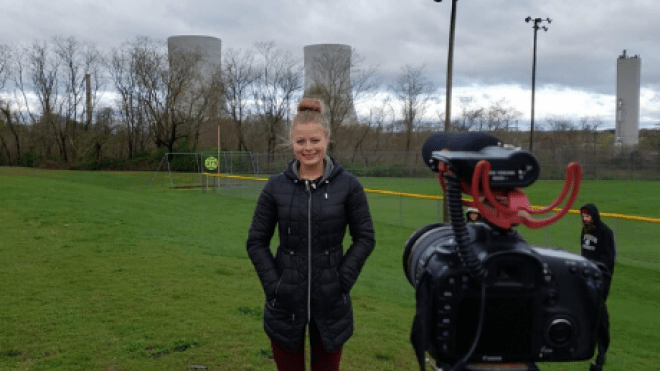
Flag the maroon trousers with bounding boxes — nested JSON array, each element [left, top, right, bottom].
[[271, 319, 343, 371]]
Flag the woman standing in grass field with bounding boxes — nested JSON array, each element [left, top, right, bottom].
[[247, 97, 376, 370]]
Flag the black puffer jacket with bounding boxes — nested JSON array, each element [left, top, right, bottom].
[[246, 157, 375, 352]]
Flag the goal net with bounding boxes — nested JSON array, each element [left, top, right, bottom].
[[200, 151, 259, 192], [149, 152, 204, 189]]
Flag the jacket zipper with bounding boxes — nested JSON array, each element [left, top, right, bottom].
[[305, 180, 313, 323]]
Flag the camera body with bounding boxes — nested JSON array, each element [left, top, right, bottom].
[[404, 223, 604, 365], [405, 132, 604, 369]]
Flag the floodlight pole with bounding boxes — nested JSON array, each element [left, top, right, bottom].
[[526, 16, 551, 152], [435, 0, 459, 222], [439, 0, 458, 133], [444, 0, 458, 133]]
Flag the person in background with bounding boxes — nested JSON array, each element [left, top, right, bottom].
[[580, 203, 616, 371], [465, 207, 482, 223], [246, 97, 375, 371]]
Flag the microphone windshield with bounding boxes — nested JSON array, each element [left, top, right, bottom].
[[422, 132, 501, 172]]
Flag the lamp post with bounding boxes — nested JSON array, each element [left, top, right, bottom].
[[434, 0, 458, 132], [433, 0, 459, 222], [525, 16, 551, 152]]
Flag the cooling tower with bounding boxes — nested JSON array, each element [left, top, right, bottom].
[[615, 50, 641, 146], [304, 44, 357, 121], [167, 35, 222, 83]]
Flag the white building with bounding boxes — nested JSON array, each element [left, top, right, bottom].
[[303, 44, 357, 122], [615, 50, 641, 146], [167, 35, 222, 83]]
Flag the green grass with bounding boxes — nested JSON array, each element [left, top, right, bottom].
[[1, 167, 659, 370]]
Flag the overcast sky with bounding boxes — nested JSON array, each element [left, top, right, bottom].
[[3, 0, 659, 129]]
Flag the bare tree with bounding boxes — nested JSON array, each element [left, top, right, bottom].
[[109, 37, 153, 159], [9, 37, 104, 164], [222, 47, 258, 151], [578, 116, 602, 150], [352, 98, 393, 157], [124, 37, 216, 154], [484, 99, 521, 132], [13, 40, 68, 161], [0, 44, 18, 164], [90, 106, 116, 163], [0, 44, 10, 92], [252, 41, 302, 158], [539, 115, 577, 152], [136, 38, 174, 152], [52, 36, 104, 161], [170, 48, 223, 152], [0, 92, 24, 165], [0, 101, 18, 164], [454, 96, 487, 131], [390, 64, 436, 160]]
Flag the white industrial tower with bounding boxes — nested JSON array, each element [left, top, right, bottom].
[[303, 44, 357, 121], [615, 50, 641, 146], [167, 35, 222, 83]]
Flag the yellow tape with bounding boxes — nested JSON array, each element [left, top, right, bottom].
[[364, 188, 444, 201], [203, 173, 660, 224], [204, 173, 267, 182]]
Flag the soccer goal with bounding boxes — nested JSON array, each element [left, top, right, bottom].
[[199, 151, 259, 192], [150, 151, 259, 190], [199, 150, 258, 175], [150, 152, 205, 189]]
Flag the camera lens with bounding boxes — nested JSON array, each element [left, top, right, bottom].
[[403, 224, 456, 288], [547, 318, 573, 346]]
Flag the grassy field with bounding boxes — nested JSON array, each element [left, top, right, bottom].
[[1, 167, 659, 371]]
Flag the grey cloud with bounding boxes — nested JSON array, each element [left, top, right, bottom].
[[2, 0, 659, 125]]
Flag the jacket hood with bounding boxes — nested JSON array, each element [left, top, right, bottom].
[[580, 203, 601, 225], [284, 156, 341, 183]]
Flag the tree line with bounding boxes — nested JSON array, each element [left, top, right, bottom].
[[1, 36, 657, 170]]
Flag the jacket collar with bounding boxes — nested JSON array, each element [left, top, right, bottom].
[[286, 156, 340, 183]]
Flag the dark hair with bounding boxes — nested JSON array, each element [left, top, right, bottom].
[[290, 98, 330, 139]]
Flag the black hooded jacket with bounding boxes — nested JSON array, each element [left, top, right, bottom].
[[246, 157, 375, 352], [580, 203, 616, 275]]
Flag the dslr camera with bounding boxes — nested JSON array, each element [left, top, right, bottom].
[[403, 133, 605, 371]]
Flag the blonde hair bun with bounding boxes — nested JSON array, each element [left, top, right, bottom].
[[297, 98, 324, 114]]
